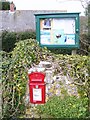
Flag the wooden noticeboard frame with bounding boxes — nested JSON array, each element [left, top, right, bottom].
[[35, 12, 80, 49]]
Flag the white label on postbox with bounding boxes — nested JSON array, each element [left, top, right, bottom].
[[33, 88, 42, 101]]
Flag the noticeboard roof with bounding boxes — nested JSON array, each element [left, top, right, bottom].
[[34, 12, 81, 16]]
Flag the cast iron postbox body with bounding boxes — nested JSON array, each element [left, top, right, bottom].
[[28, 72, 45, 104]]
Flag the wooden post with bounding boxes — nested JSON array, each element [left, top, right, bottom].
[[72, 50, 77, 55]]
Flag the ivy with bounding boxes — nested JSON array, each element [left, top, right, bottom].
[[1, 38, 90, 118], [2, 39, 51, 118], [0, 2, 10, 10], [37, 96, 88, 118]]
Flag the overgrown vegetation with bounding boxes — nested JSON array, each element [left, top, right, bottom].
[[0, 1, 10, 10], [2, 39, 51, 118], [2, 38, 90, 118], [78, 34, 90, 55], [2, 31, 36, 52], [37, 96, 88, 118]]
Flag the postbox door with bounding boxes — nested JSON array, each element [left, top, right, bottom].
[[30, 83, 45, 104]]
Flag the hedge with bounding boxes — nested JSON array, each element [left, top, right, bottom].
[[0, 2, 10, 10], [2, 31, 36, 52], [37, 96, 88, 118], [2, 39, 51, 118], [2, 38, 90, 118]]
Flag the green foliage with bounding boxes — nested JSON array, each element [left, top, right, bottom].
[[2, 31, 17, 52], [37, 96, 88, 118], [54, 54, 90, 115], [48, 48, 71, 55], [2, 31, 36, 52], [2, 39, 51, 118], [78, 34, 90, 55], [0, 2, 10, 10], [17, 31, 36, 40], [52, 53, 90, 116], [2, 38, 90, 118]]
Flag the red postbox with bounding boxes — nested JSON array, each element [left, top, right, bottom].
[[28, 72, 45, 104]]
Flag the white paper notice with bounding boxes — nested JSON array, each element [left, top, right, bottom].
[[52, 18, 75, 34], [33, 88, 42, 101]]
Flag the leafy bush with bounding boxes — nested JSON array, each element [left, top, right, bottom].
[[17, 31, 36, 40], [78, 34, 90, 55], [52, 54, 90, 116], [0, 2, 10, 10], [2, 38, 90, 118], [2, 39, 51, 118], [37, 96, 88, 118], [2, 31, 36, 52], [48, 48, 71, 55], [2, 31, 17, 52], [54, 54, 90, 97]]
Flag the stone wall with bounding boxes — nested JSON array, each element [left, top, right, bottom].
[[1, 10, 66, 32], [25, 60, 79, 118], [1, 10, 36, 32]]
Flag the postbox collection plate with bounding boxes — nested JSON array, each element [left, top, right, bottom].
[[30, 83, 45, 104], [28, 72, 45, 104]]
